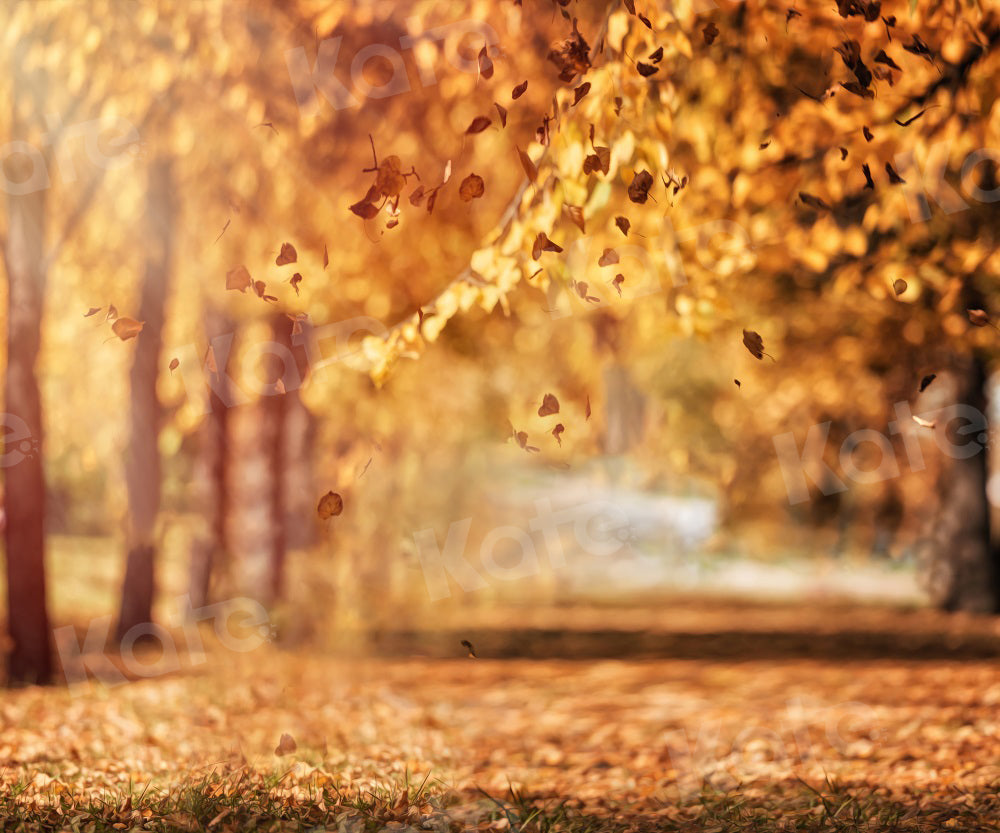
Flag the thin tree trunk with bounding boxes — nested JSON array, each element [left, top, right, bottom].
[[3, 130, 52, 685], [116, 159, 174, 642], [919, 355, 1000, 613], [188, 307, 233, 609]]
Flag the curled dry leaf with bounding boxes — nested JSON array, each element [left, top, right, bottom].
[[465, 116, 491, 135], [893, 279, 907, 296], [637, 62, 658, 77], [968, 309, 990, 327], [565, 204, 586, 232], [317, 490, 344, 520], [572, 82, 591, 105], [612, 274, 625, 296], [552, 423, 565, 445], [495, 102, 507, 127], [919, 373, 936, 392], [742, 329, 774, 361], [112, 317, 144, 342], [461, 639, 477, 658], [538, 393, 560, 417], [274, 733, 297, 756], [703, 21, 720, 44], [628, 171, 654, 203], [598, 248, 619, 267], [615, 216, 630, 236], [275, 242, 297, 266], [226, 265, 253, 293], [512, 80, 528, 99], [84, 307, 102, 318], [478, 45, 493, 79], [531, 232, 563, 260], [459, 173, 485, 201], [290, 273, 303, 295]]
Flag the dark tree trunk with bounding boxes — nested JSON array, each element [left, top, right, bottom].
[[3, 129, 52, 686], [919, 355, 1000, 613], [188, 307, 233, 609], [116, 159, 174, 642]]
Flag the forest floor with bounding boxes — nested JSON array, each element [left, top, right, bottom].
[[2, 600, 1000, 831]]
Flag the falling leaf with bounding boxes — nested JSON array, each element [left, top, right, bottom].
[[317, 491, 344, 520], [531, 232, 563, 260], [214, 219, 231, 243], [459, 173, 485, 201], [226, 265, 252, 293], [585, 396, 592, 420], [515, 146, 537, 182], [839, 147, 848, 160], [494, 102, 507, 127], [514, 431, 540, 453], [290, 273, 303, 295], [322, 245, 329, 269], [734, 378, 741, 387], [552, 423, 565, 445], [512, 80, 528, 99], [598, 248, 619, 267], [703, 22, 720, 44], [168, 358, 179, 372], [895, 109, 928, 127], [538, 393, 560, 417], [465, 116, 491, 135], [106, 304, 119, 322], [902, 33, 935, 64], [628, 170, 654, 204], [615, 216, 631, 236], [874, 49, 901, 70], [84, 307, 101, 318], [919, 374, 936, 392], [968, 308, 990, 327], [799, 192, 830, 211], [742, 329, 774, 361], [350, 193, 380, 219], [862, 164, 875, 189], [583, 147, 610, 175], [572, 82, 591, 105], [374, 156, 407, 198], [893, 279, 907, 295], [274, 734, 297, 756], [885, 163, 905, 184], [547, 26, 591, 82], [275, 242, 297, 266], [611, 274, 625, 296], [460, 639, 477, 658], [478, 45, 493, 79], [648, 46, 664, 63], [637, 62, 659, 77], [565, 204, 585, 232], [112, 317, 144, 342]]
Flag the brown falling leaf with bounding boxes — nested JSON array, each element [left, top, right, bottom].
[[322, 244, 329, 269], [512, 80, 528, 99], [84, 307, 102, 318], [572, 82, 591, 105], [168, 358, 179, 372], [703, 22, 720, 44], [478, 45, 493, 79], [874, 49, 901, 70], [611, 274, 625, 296], [863, 126, 874, 141], [615, 216, 631, 236], [547, 25, 591, 82], [552, 423, 565, 445], [585, 395, 592, 420], [465, 116, 492, 135], [460, 639, 477, 658], [112, 317, 144, 342], [799, 192, 830, 211], [514, 431, 540, 453], [893, 279, 907, 295], [598, 248, 619, 267], [275, 242, 297, 266], [742, 329, 774, 361], [274, 733, 297, 756], [494, 102, 508, 127], [636, 62, 659, 77], [628, 170, 654, 203], [565, 204, 586, 232], [317, 491, 344, 520], [885, 162, 905, 184], [538, 393, 560, 417], [459, 173, 485, 201], [290, 273, 303, 295], [226, 265, 253, 293], [895, 109, 928, 127], [648, 46, 664, 63], [374, 156, 407, 198], [862, 164, 875, 189], [515, 145, 537, 181], [583, 147, 610, 175], [106, 304, 118, 322], [919, 373, 936, 392], [967, 308, 991, 327], [532, 232, 563, 260]]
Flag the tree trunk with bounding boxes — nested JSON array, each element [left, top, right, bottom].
[[116, 159, 174, 642], [188, 307, 233, 609], [2, 133, 52, 686], [919, 355, 1000, 613]]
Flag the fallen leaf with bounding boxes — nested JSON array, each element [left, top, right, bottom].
[[274, 733, 297, 756], [478, 45, 493, 79], [598, 248, 619, 267], [112, 317, 144, 342], [494, 102, 508, 127], [611, 274, 625, 296], [919, 374, 936, 392], [742, 329, 774, 361], [572, 82, 591, 105], [465, 116, 491, 135], [290, 273, 303, 295], [512, 80, 528, 99], [703, 22, 720, 44], [628, 170, 654, 203], [893, 279, 907, 295], [460, 639, 477, 658], [532, 232, 563, 260], [552, 423, 565, 445], [516, 146, 537, 181], [565, 204, 586, 232], [459, 173, 485, 201], [84, 307, 102, 318], [615, 216, 631, 236]]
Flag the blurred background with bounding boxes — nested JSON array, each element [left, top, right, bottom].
[[2, 0, 1000, 686]]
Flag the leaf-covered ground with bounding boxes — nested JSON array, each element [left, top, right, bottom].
[[3, 602, 1000, 831]]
